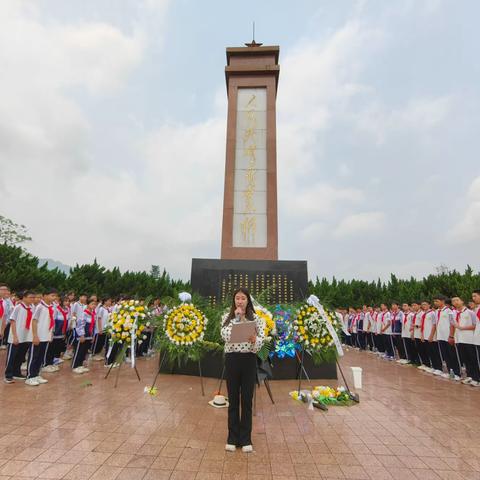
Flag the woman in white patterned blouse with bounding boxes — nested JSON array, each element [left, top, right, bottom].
[[220, 288, 265, 453]]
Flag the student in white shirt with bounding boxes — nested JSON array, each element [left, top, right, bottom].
[[92, 297, 112, 360], [1, 286, 14, 349], [64, 294, 87, 360], [379, 304, 393, 360], [434, 295, 461, 380], [399, 303, 413, 364], [0, 283, 10, 348], [4, 291, 35, 383], [452, 296, 479, 385], [390, 302, 404, 360], [419, 301, 438, 373], [72, 298, 97, 374], [471, 289, 480, 387], [26, 289, 57, 386]]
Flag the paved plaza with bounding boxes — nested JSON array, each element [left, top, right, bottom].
[[0, 350, 479, 480]]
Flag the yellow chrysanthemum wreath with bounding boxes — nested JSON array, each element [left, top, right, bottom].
[[293, 304, 340, 352], [164, 303, 208, 346], [108, 300, 149, 344], [254, 306, 276, 339]]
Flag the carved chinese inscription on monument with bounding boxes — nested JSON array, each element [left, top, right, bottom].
[[232, 88, 267, 248]]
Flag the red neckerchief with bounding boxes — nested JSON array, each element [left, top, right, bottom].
[[0, 299, 4, 319], [475, 306, 480, 321], [437, 306, 448, 322], [57, 306, 69, 334], [403, 312, 410, 325], [391, 310, 398, 326], [41, 301, 55, 330], [456, 307, 466, 324], [21, 303, 33, 329], [84, 310, 96, 336], [380, 311, 388, 324], [420, 309, 432, 334]]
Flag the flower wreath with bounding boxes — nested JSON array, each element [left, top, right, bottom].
[[254, 306, 275, 339], [108, 300, 149, 345], [293, 304, 341, 354], [163, 303, 208, 346]]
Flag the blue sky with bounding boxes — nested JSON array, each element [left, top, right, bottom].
[[1, 0, 479, 281]]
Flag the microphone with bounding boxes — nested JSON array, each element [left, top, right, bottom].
[[235, 313, 240, 323]]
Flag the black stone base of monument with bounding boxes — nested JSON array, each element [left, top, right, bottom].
[[159, 351, 337, 380], [191, 258, 308, 304]]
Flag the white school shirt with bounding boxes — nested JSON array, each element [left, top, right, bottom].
[[380, 311, 392, 334], [473, 306, 480, 346], [422, 310, 437, 340], [3, 298, 14, 324], [8, 303, 33, 343], [363, 312, 371, 332], [96, 305, 110, 332], [401, 312, 412, 338], [413, 311, 423, 339], [436, 307, 454, 342], [454, 308, 476, 344], [70, 301, 86, 327], [33, 301, 54, 342], [373, 312, 382, 334]]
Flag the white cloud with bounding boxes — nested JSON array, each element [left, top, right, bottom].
[[333, 211, 386, 238], [447, 177, 480, 244]]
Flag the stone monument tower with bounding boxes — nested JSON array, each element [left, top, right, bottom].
[[191, 41, 307, 305]]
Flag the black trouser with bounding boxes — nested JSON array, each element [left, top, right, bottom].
[[225, 352, 256, 447], [72, 339, 91, 369], [438, 340, 460, 376], [44, 338, 66, 366], [384, 335, 395, 357], [366, 332, 374, 351], [5, 342, 30, 379], [66, 329, 74, 347], [357, 331, 366, 350], [457, 343, 480, 381], [375, 333, 384, 352], [427, 341, 442, 371], [415, 338, 429, 366], [92, 333, 106, 355], [106, 341, 121, 365], [2, 324, 10, 346], [405, 337, 419, 364], [393, 335, 405, 359], [27, 342, 48, 379]]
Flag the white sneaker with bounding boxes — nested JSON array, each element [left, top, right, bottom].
[[417, 365, 425, 370], [54, 358, 64, 364], [242, 445, 253, 453], [453, 375, 461, 381], [225, 444, 236, 452], [433, 370, 443, 376], [92, 355, 104, 361], [21, 362, 27, 371], [462, 377, 472, 385], [42, 365, 57, 373], [441, 373, 450, 379], [63, 353, 72, 360], [25, 378, 40, 386], [79, 367, 90, 373], [72, 367, 84, 374], [425, 368, 434, 373], [36, 376, 48, 384], [470, 381, 480, 387]]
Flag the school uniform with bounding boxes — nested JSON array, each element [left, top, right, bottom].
[[400, 311, 415, 363], [4, 303, 33, 380], [221, 314, 265, 447], [348, 313, 357, 347], [455, 308, 480, 382], [436, 307, 461, 377], [380, 311, 394, 358], [391, 310, 404, 359], [373, 312, 384, 353], [27, 301, 54, 379], [44, 304, 69, 366], [364, 312, 374, 351], [92, 304, 108, 356], [357, 312, 366, 350], [412, 310, 428, 366], [1, 298, 14, 347], [473, 306, 480, 385], [422, 309, 441, 372], [72, 309, 96, 369], [68, 301, 86, 347]]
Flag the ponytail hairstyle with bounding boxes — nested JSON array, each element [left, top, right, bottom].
[[223, 287, 255, 327]]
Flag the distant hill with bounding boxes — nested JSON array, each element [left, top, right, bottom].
[[39, 258, 71, 275]]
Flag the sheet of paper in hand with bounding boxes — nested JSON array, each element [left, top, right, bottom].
[[229, 321, 257, 343]]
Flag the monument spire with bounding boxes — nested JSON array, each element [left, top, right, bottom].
[[245, 21, 263, 47]]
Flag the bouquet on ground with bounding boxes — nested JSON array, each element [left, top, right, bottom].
[[290, 385, 352, 408]]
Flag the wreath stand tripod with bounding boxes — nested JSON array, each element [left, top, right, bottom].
[[150, 351, 205, 396], [104, 345, 141, 388]]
